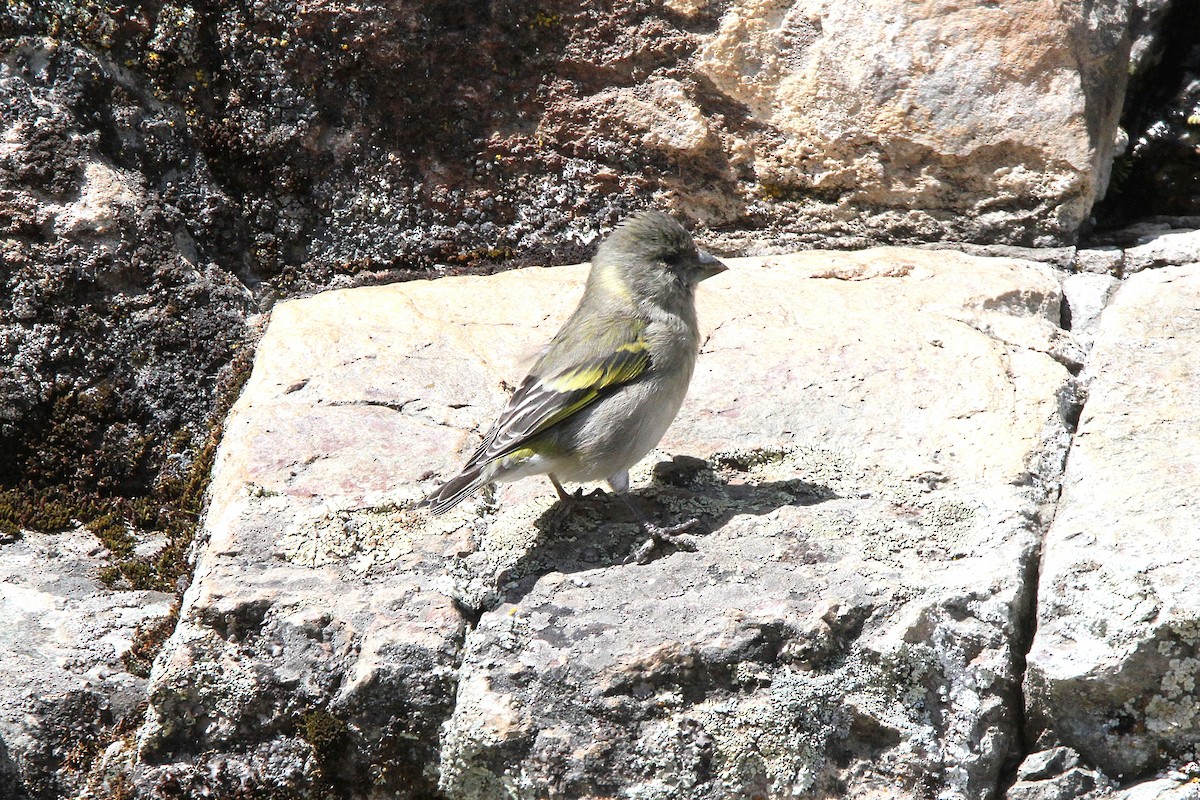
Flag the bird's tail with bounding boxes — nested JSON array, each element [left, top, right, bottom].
[[419, 464, 488, 515]]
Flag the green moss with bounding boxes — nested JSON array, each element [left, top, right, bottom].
[[93, 418, 216, 590], [95, 340, 255, 592], [0, 336, 255, 598], [0, 486, 99, 533], [449, 246, 515, 265], [301, 709, 347, 753], [755, 182, 844, 205], [28, 381, 123, 490], [299, 708, 348, 784], [89, 512, 134, 558], [128, 495, 164, 529], [116, 559, 158, 590], [757, 182, 790, 201], [530, 10, 561, 28]]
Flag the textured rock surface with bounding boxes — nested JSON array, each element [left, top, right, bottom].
[[1006, 754, 1200, 800], [1111, 775, 1200, 800], [1025, 265, 1200, 780], [695, 0, 1131, 250], [1006, 745, 1113, 800], [0, 529, 174, 799], [0, 37, 252, 491], [1061, 273, 1120, 353], [111, 249, 1077, 798], [1121, 228, 1200, 274], [2, 3, 1198, 796], [114, 285, 491, 797]]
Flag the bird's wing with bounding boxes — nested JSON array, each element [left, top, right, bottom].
[[464, 315, 650, 468]]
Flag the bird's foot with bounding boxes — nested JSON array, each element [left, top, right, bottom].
[[544, 498, 576, 529], [545, 486, 610, 529], [629, 518, 700, 564]]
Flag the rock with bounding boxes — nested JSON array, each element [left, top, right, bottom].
[[0, 528, 175, 798], [1089, 220, 1176, 247], [1122, 228, 1200, 273], [122, 247, 1078, 796], [0, 37, 252, 492], [582, 78, 716, 158], [0, 0, 1142, 287], [111, 266, 583, 797], [1006, 766, 1110, 800], [696, 0, 1131, 248], [436, 251, 1075, 799], [1016, 746, 1081, 782], [1128, 0, 1174, 79], [1073, 247, 1123, 275], [1025, 265, 1200, 779], [0, 4, 1195, 792], [0, 0, 1140, 520], [1111, 773, 1200, 800], [922, 244, 1079, 270], [1061, 272, 1119, 352], [1002, 749, 1200, 800]]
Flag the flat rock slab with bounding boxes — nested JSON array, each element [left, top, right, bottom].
[[127, 249, 1075, 798], [0, 529, 173, 799], [1026, 264, 1200, 779]]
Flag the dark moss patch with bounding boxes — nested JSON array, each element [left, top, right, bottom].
[[97, 340, 256, 592], [21, 689, 148, 800], [123, 604, 180, 678], [300, 709, 348, 758], [89, 512, 134, 559], [0, 331, 256, 599], [299, 708, 349, 785], [0, 485, 96, 535]]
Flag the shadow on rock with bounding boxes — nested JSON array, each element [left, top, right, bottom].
[[0, 736, 30, 800], [497, 454, 838, 605]]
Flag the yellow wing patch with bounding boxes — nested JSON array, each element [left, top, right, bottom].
[[463, 317, 652, 469], [543, 338, 650, 393]]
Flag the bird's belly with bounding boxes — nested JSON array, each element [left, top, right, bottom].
[[549, 372, 691, 484]]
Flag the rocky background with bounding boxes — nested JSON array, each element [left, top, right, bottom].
[[2, 0, 1200, 798]]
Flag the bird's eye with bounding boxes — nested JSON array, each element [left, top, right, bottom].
[[663, 251, 685, 266]]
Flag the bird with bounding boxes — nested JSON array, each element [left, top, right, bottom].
[[421, 210, 726, 561]]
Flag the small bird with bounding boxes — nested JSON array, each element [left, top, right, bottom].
[[422, 211, 726, 561]]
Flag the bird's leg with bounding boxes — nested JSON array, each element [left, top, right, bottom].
[[550, 474, 595, 502], [544, 474, 578, 528], [549, 475, 573, 504]]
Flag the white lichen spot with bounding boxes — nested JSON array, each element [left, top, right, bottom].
[[279, 502, 439, 570], [55, 160, 143, 235], [1146, 653, 1200, 735]]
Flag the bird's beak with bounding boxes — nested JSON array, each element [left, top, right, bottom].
[[694, 249, 728, 282]]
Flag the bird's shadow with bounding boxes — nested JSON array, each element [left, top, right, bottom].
[[495, 455, 838, 606]]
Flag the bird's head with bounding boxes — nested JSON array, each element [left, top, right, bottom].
[[589, 211, 727, 310]]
